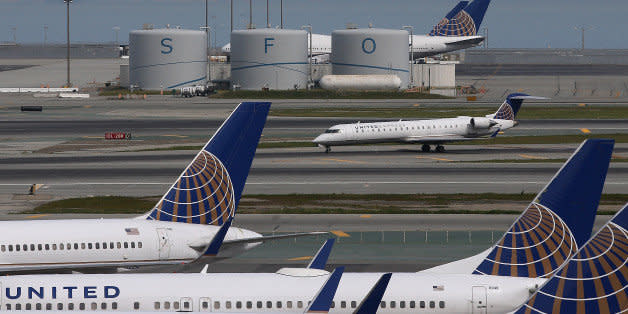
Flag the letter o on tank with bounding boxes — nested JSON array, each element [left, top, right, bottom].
[[361, 38, 376, 54]]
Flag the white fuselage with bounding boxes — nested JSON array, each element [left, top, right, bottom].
[[0, 272, 545, 313], [313, 117, 515, 147], [410, 35, 484, 58], [0, 219, 261, 272]]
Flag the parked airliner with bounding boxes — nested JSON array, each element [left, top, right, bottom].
[[0, 139, 615, 313], [313, 93, 544, 153], [0, 102, 322, 273]]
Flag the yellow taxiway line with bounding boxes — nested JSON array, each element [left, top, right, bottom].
[[288, 256, 313, 261], [519, 154, 549, 160], [330, 230, 351, 237], [580, 128, 591, 134], [416, 156, 454, 162], [25, 214, 49, 219], [320, 158, 367, 164]]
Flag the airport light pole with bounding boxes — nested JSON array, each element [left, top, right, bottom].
[[574, 26, 591, 51], [266, 0, 270, 27], [301, 25, 312, 89], [403, 26, 414, 88], [112, 26, 120, 46], [249, 0, 253, 29], [280, 0, 283, 28], [43, 25, 48, 46], [201, 26, 212, 86], [230, 0, 233, 32], [11, 27, 16, 43], [64, 0, 72, 87]]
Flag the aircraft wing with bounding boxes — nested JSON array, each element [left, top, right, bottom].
[[445, 36, 485, 46], [221, 231, 328, 246]]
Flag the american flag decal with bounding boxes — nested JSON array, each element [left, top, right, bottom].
[[125, 228, 140, 235]]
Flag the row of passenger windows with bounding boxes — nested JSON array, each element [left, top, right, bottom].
[[5, 302, 118, 311], [207, 300, 445, 310], [356, 124, 461, 133], [0, 241, 142, 253]]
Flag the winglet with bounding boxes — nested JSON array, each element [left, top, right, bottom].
[[307, 239, 336, 270], [514, 203, 628, 314], [472, 139, 614, 278], [353, 273, 392, 314], [203, 217, 233, 256], [304, 267, 345, 313]]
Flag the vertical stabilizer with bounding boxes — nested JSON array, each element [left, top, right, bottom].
[[514, 203, 628, 313], [472, 139, 614, 278], [428, 1, 469, 36], [429, 0, 491, 36], [305, 267, 345, 313], [492, 93, 547, 120], [145, 102, 271, 225]]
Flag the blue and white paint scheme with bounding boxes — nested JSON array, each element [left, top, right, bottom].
[[313, 93, 543, 153], [424, 139, 615, 279], [514, 203, 628, 314], [0, 140, 618, 314], [0, 102, 323, 274]]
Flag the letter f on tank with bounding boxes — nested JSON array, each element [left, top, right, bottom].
[[264, 37, 274, 53]]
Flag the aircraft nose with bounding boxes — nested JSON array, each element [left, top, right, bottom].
[[312, 134, 324, 144]]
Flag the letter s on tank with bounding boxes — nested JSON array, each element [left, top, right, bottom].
[[161, 38, 173, 54]]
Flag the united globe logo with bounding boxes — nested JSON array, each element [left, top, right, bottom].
[[149, 150, 235, 225]]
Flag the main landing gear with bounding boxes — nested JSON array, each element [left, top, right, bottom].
[[324, 146, 331, 153], [421, 144, 446, 153]]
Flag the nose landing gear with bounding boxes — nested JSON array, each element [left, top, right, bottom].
[[325, 146, 331, 153]]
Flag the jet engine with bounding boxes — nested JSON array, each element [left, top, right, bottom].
[[469, 117, 497, 129]]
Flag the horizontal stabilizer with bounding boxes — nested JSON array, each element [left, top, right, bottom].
[[222, 231, 328, 246], [444, 36, 485, 46], [203, 217, 233, 256], [514, 203, 628, 313]]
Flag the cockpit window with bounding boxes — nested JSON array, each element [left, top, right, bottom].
[[325, 129, 340, 134]]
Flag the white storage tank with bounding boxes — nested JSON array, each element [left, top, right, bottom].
[[332, 28, 409, 88], [231, 29, 307, 90], [129, 29, 206, 90]]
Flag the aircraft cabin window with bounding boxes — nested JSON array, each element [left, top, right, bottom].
[[390, 301, 396, 308], [23, 244, 28, 251], [430, 301, 435, 308], [117, 242, 122, 249], [112, 302, 118, 310], [68, 303, 74, 310], [36, 303, 42, 310], [341, 301, 347, 308], [1, 245, 5, 252], [331, 301, 335, 308], [88, 243, 93, 249], [131, 242, 136, 249], [101, 302, 107, 310], [257, 301, 262, 309], [124, 242, 129, 249], [164, 301, 171, 309], [81, 243, 86, 249], [410, 301, 416, 308], [183, 301, 190, 310], [95, 243, 100, 249], [297, 301, 303, 308], [246, 301, 252, 309], [102, 242, 107, 249], [133, 302, 140, 310], [154, 302, 160, 310], [79, 303, 86, 310], [5, 304, 10, 310], [15, 244, 20, 251], [74, 243, 79, 250], [91, 302, 97, 310], [287, 301, 293, 309], [380, 301, 386, 308], [30, 244, 35, 251], [8, 245, 13, 251], [25, 303, 31, 310], [52, 244, 57, 250], [236, 301, 242, 309], [277, 301, 282, 308], [351, 301, 357, 308], [138, 242, 143, 248], [214, 301, 220, 309], [110, 242, 115, 249], [439, 301, 445, 308], [266, 301, 272, 308], [57, 303, 63, 310], [67, 243, 71, 250], [420, 301, 425, 308], [325, 129, 340, 134], [60, 243, 64, 250], [173, 301, 180, 310], [225, 301, 231, 309], [400, 301, 406, 308], [202, 301, 209, 309]]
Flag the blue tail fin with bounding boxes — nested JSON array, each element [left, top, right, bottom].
[[514, 203, 628, 314], [307, 239, 336, 270], [472, 139, 614, 278], [146, 102, 271, 225], [428, 1, 469, 36], [429, 0, 491, 36], [354, 273, 392, 314], [305, 267, 344, 313], [493, 93, 546, 120]]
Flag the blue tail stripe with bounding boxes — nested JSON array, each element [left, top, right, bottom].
[[445, 1, 469, 19], [307, 267, 344, 313], [354, 273, 393, 314], [308, 239, 336, 270]]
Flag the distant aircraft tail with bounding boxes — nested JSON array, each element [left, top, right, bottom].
[[145, 102, 271, 225], [472, 139, 614, 278], [514, 203, 628, 314], [491, 93, 546, 120], [429, 0, 491, 36]]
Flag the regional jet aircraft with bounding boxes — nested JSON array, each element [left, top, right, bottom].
[[313, 93, 544, 153], [0, 102, 322, 273], [0, 139, 615, 313]]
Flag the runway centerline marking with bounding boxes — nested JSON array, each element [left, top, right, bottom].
[[580, 128, 591, 134], [320, 158, 367, 164], [330, 230, 350, 237], [416, 156, 454, 162], [288, 256, 313, 261], [25, 214, 49, 219], [519, 154, 549, 160]]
